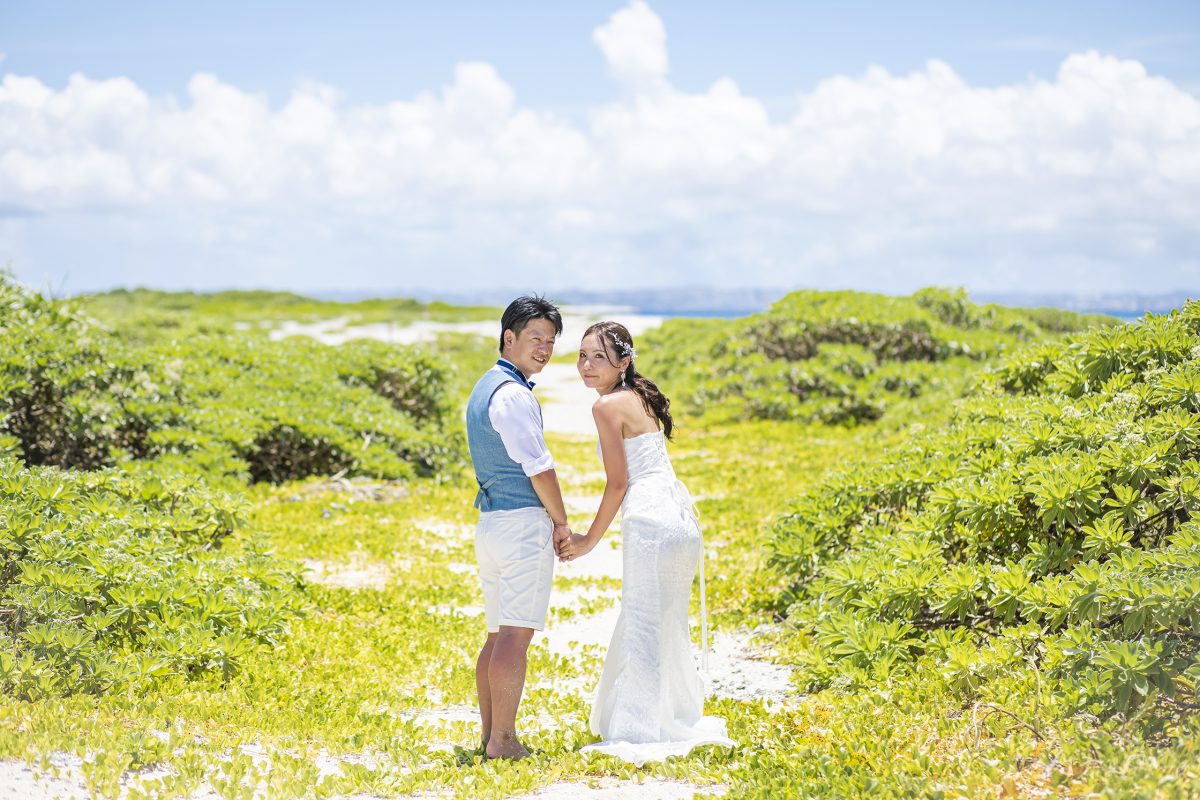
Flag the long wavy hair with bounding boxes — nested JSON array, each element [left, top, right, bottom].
[[583, 321, 674, 439]]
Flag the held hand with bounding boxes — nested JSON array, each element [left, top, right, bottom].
[[554, 527, 571, 558], [552, 523, 571, 548], [558, 532, 595, 563]]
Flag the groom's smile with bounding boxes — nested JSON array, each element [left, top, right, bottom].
[[503, 318, 557, 378]]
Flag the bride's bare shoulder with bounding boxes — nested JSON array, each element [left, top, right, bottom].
[[591, 393, 621, 415], [591, 391, 639, 418]]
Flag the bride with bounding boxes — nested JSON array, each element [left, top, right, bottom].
[[556, 321, 734, 764]]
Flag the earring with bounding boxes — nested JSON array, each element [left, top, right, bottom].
[[620, 371, 626, 386]]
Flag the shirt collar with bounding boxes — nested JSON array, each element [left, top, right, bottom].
[[497, 358, 535, 389]]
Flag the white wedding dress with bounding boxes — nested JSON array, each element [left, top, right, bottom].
[[581, 430, 734, 765]]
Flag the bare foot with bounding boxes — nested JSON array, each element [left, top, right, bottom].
[[485, 732, 530, 760]]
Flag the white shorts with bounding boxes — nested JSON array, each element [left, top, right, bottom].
[[475, 506, 555, 632]]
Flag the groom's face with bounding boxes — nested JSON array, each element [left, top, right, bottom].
[[503, 318, 557, 377]]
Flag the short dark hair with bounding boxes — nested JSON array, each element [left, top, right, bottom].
[[499, 295, 563, 354]]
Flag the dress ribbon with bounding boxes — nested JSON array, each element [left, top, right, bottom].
[[671, 477, 709, 673]]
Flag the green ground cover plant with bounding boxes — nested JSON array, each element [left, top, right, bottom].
[[640, 287, 1114, 426]]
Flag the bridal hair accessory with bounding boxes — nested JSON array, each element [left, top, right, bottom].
[[607, 331, 637, 360]]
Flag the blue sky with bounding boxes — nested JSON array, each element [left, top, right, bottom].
[[1, 1, 1198, 296], [7, 1, 1198, 107]]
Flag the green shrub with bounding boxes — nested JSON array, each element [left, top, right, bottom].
[[332, 338, 449, 424], [769, 302, 1200, 721], [0, 275, 463, 484], [135, 333, 462, 483], [0, 278, 122, 469], [0, 456, 304, 698], [639, 287, 1114, 426]]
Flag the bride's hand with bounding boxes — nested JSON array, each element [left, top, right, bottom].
[[558, 532, 595, 562]]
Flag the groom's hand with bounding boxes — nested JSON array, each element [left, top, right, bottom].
[[552, 522, 571, 550]]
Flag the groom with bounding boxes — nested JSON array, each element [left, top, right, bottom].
[[467, 295, 570, 760]]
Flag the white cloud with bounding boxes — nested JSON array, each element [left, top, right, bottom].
[[1, 1, 1198, 294], [593, 0, 669, 95]]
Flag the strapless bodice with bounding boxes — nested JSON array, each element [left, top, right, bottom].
[[617, 429, 674, 482], [599, 430, 698, 527]]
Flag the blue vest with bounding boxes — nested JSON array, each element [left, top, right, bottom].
[[466, 365, 544, 512]]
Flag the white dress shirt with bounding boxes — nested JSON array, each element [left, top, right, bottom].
[[489, 362, 555, 477]]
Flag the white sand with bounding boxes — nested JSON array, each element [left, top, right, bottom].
[[0, 759, 87, 800], [301, 557, 392, 591], [509, 778, 727, 799], [537, 363, 603, 437]]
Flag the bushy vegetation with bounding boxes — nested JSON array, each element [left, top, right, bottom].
[[640, 287, 1114, 425], [770, 302, 1200, 734], [0, 456, 303, 700], [0, 276, 463, 484], [0, 274, 464, 707]]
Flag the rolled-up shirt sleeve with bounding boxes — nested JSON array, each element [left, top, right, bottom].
[[488, 382, 555, 477]]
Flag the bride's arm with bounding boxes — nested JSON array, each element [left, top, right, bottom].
[[562, 399, 628, 559]]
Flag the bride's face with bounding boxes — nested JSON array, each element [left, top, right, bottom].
[[577, 333, 625, 391]]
